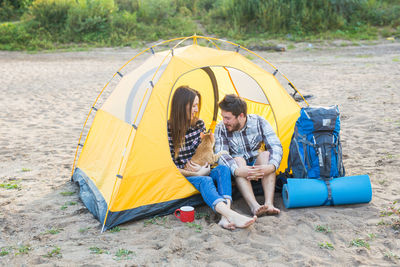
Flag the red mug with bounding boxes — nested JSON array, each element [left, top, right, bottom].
[[174, 206, 195, 222]]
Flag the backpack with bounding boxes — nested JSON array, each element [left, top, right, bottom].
[[286, 106, 345, 179]]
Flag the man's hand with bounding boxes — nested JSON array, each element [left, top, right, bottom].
[[250, 164, 276, 180], [235, 166, 250, 178], [236, 164, 276, 181], [235, 166, 262, 180], [247, 166, 264, 181]]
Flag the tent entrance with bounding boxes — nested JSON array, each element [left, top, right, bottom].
[[168, 66, 277, 133]]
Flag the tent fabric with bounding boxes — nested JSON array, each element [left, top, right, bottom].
[[72, 42, 301, 230], [73, 168, 204, 229]]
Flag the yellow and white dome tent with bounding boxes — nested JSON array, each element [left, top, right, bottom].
[[71, 36, 308, 231]]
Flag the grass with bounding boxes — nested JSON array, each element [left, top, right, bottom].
[[195, 212, 210, 220], [318, 242, 334, 250], [16, 244, 32, 255], [393, 57, 399, 62], [109, 226, 128, 233], [79, 227, 91, 233], [356, 54, 373, 58], [350, 238, 370, 249], [61, 201, 77, 210], [21, 168, 31, 172], [0, 180, 21, 190], [0, 247, 12, 256], [378, 179, 387, 186], [384, 250, 399, 261], [377, 219, 387, 226], [89, 247, 108, 255], [186, 222, 202, 233], [43, 228, 63, 235], [60, 191, 75, 196], [114, 248, 135, 260], [315, 225, 331, 234], [380, 201, 400, 230], [45, 246, 61, 258], [143, 216, 170, 228], [367, 233, 377, 240]]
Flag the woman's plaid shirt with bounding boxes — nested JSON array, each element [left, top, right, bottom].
[[168, 119, 206, 169]]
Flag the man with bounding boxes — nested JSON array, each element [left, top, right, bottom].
[[214, 94, 283, 216]]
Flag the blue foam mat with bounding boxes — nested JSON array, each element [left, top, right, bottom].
[[282, 175, 372, 208]]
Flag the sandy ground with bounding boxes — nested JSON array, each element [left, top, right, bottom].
[[1, 40, 400, 266]]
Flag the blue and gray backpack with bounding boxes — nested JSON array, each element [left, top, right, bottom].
[[286, 106, 345, 179]]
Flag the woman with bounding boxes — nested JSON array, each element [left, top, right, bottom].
[[168, 85, 256, 229]]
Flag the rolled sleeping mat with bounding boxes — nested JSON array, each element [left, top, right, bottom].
[[282, 175, 372, 209]]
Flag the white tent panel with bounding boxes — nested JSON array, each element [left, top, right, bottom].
[[226, 67, 269, 104], [101, 50, 172, 124]]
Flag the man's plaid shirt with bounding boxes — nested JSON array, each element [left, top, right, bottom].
[[168, 119, 206, 169], [214, 114, 283, 175]]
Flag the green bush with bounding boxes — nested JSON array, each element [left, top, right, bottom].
[[204, 0, 399, 39], [114, 0, 139, 13], [29, 0, 74, 31], [1, 0, 400, 51], [0, 0, 32, 22], [136, 0, 177, 24], [112, 10, 137, 35], [0, 22, 30, 50], [110, 10, 138, 45], [66, 0, 115, 42]]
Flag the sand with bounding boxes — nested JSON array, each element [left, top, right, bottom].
[[0, 40, 399, 266]]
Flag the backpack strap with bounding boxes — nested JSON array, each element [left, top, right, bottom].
[[298, 135, 314, 172], [321, 178, 334, 206], [337, 136, 345, 177], [286, 126, 308, 178]]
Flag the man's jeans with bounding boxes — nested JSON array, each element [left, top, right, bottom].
[[186, 165, 232, 211]]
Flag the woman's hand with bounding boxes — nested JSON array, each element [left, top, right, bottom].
[[185, 161, 202, 172], [196, 164, 211, 176]]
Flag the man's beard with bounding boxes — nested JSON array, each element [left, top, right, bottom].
[[226, 121, 241, 132]]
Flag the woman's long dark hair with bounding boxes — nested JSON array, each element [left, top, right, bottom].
[[169, 85, 201, 158]]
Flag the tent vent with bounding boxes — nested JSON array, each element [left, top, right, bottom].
[[149, 80, 154, 88], [116, 174, 123, 179], [235, 45, 241, 53], [117, 71, 123, 77], [273, 69, 278, 76], [78, 143, 83, 147], [150, 47, 155, 55], [91, 106, 98, 111], [132, 124, 138, 130]]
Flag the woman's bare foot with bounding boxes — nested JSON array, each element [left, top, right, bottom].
[[251, 204, 268, 216], [218, 216, 235, 230], [227, 212, 257, 228], [215, 202, 256, 229], [265, 204, 280, 215]]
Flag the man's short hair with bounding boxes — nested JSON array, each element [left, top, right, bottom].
[[218, 94, 247, 117]]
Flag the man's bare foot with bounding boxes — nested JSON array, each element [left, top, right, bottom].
[[218, 216, 235, 230], [251, 204, 268, 216], [227, 213, 257, 228], [265, 204, 280, 215]]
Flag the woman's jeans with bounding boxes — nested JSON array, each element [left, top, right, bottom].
[[186, 165, 232, 211]]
